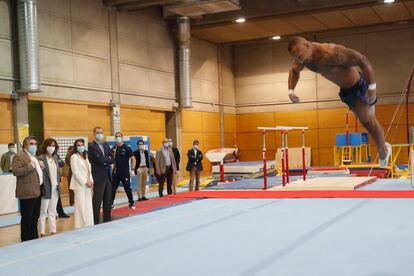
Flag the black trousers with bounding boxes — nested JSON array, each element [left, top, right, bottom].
[[19, 197, 41, 242], [112, 174, 134, 205], [158, 166, 173, 197], [92, 178, 112, 224]]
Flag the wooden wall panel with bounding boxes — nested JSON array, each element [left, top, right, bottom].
[[275, 110, 318, 129], [43, 102, 89, 139], [224, 114, 236, 133], [0, 99, 14, 144], [121, 108, 165, 133], [318, 108, 354, 128], [202, 112, 220, 133], [181, 110, 203, 132], [87, 105, 111, 137], [236, 112, 275, 133], [224, 132, 236, 148]]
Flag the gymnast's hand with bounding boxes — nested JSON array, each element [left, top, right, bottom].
[[288, 91, 300, 103]]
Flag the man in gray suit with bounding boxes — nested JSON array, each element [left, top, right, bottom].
[[155, 138, 177, 197]]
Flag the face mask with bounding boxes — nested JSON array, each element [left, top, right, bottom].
[[9, 148, 15, 153], [28, 145, 37, 155], [47, 146, 55, 155], [95, 133, 104, 141], [168, 142, 173, 147], [139, 145, 145, 150], [163, 143, 169, 148], [116, 137, 123, 143], [77, 146, 85, 153], [193, 144, 199, 150]]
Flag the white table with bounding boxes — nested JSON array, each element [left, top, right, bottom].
[[0, 174, 18, 215]]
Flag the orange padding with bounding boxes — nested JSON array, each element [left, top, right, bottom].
[[170, 190, 414, 199]]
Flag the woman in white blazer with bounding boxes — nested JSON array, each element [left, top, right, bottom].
[[70, 139, 94, 229]]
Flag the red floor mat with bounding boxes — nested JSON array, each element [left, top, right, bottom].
[[111, 197, 195, 217], [170, 190, 414, 199]]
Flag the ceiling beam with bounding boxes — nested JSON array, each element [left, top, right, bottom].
[[104, 0, 142, 5], [116, 0, 179, 11]]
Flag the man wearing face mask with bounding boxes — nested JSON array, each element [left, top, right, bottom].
[[1, 143, 15, 173], [111, 132, 136, 209], [186, 140, 203, 191], [167, 138, 180, 194], [88, 127, 114, 224], [155, 138, 177, 197], [133, 140, 150, 201], [12, 136, 43, 242]]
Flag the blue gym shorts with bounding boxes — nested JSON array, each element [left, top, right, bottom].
[[338, 73, 377, 108]]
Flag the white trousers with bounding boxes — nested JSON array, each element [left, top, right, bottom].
[[74, 187, 94, 229], [39, 186, 59, 235]]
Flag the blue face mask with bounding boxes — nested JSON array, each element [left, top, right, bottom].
[[95, 133, 104, 141], [77, 146, 85, 153], [28, 145, 37, 155], [163, 143, 169, 148]]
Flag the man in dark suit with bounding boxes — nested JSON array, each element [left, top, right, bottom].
[[168, 138, 180, 194], [186, 140, 203, 191], [88, 127, 114, 224]]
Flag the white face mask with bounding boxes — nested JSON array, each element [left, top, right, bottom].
[[116, 137, 123, 143], [168, 142, 173, 147], [9, 148, 15, 153], [193, 144, 199, 150], [139, 145, 145, 150], [46, 146, 55, 155], [163, 143, 169, 148]]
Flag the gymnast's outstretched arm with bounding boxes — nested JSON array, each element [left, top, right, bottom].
[[288, 61, 304, 103]]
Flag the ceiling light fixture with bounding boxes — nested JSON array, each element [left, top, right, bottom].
[[235, 18, 246, 23], [271, 35, 281, 40], [383, 0, 395, 3]]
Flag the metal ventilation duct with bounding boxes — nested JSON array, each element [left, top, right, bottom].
[[17, 0, 40, 93], [177, 16, 192, 108]]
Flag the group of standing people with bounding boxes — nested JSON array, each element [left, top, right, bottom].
[[11, 126, 204, 243]]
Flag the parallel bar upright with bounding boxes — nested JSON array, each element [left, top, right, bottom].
[[301, 128, 306, 181], [262, 129, 267, 190]]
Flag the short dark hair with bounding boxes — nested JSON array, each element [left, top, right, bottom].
[[115, 132, 123, 137], [288, 36, 304, 52], [93, 126, 103, 133], [23, 136, 37, 147], [193, 140, 199, 145], [137, 140, 144, 145], [40, 138, 59, 155], [8, 143, 14, 148]]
